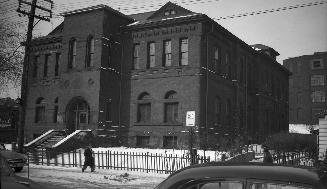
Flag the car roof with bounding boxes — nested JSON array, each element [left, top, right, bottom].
[[158, 162, 327, 188]]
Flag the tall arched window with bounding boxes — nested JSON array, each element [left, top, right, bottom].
[[215, 96, 221, 125], [53, 97, 58, 123], [85, 35, 94, 68], [164, 91, 178, 123], [137, 92, 151, 123], [35, 97, 45, 123], [68, 38, 77, 69]]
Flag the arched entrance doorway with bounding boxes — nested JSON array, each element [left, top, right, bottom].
[[66, 97, 90, 133]]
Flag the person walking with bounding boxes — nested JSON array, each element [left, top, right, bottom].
[[263, 148, 273, 164], [82, 144, 95, 172]]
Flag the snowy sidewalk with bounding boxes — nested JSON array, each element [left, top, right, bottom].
[[17, 164, 168, 189]]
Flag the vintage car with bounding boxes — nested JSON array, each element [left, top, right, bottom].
[[155, 162, 327, 189], [0, 144, 27, 172], [0, 155, 59, 189]]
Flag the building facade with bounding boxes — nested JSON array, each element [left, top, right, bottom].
[[283, 52, 327, 125], [24, 2, 290, 149]]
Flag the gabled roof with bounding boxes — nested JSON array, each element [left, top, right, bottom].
[[48, 22, 63, 36], [126, 1, 202, 27], [147, 1, 194, 20]]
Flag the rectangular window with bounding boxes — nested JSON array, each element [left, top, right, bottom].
[[53, 105, 58, 123], [137, 103, 151, 122], [214, 47, 221, 74], [106, 101, 112, 121], [311, 75, 324, 86], [32, 55, 39, 78], [311, 91, 325, 102], [44, 54, 50, 77], [239, 56, 245, 83], [35, 106, 45, 123], [180, 38, 188, 65], [133, 44, 140, 69], [225, 51, 231, 79], [68, 39, 76, 69], [55, 53, 61, 76], [147, 42, 155, 68], [164, 102, 178, 123], [311, 59, 323, 69], [163, 40, 172, 66], [136, 136, 150, 147], [163, 136, 177, 148]]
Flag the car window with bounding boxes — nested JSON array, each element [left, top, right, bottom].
[[250, 182, 313, 189], [184, 180, 243, 189]]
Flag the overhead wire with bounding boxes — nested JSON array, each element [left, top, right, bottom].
[[213, 0, 327, 21]]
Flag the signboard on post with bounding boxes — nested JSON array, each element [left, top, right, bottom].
[[186, 111, 195, 126]]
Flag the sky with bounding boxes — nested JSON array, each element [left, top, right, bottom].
[[31, 0, 327, 63], [1, 0, 327, 98]]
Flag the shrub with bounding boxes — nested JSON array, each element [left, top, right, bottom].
[[262, 132, 317, 157]]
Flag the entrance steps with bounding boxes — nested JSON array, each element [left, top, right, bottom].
[[25, 130, 93, 161]]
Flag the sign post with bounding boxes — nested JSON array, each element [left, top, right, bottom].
[[186, 111, 196, 164]]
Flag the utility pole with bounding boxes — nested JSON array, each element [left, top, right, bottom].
[[16, 0, 53, 152]]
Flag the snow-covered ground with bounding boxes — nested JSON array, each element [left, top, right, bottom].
[[17, 164, 168, 189]]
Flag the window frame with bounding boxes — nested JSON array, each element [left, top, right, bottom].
[[225, 51, 232, 79], [85, 35, 95, 68], [214, 47, 221, 74], [180, 38, 188, 66], [35, 98, 45, 123], [53, 97, 58, 123], [311, 75, 325, 86], [55, 53, 61, 76], [68, 38, 77, 69], [133, 43, 140, 69], [163, 40, 172, 67], [32, 55, 39, 78], [136, 135, 150, 147], [147, 42, 156, 68], [163, 136, 177, 148], [311, 59, 323, 70], [43, 54, 50, 78]]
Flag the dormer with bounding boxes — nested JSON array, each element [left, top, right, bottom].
[[146, 2, 195, 21]]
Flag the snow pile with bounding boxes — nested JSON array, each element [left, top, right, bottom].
[[289, 124, 318, 134]]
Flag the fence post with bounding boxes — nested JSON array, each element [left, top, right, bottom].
[[101, 151, 104, 169], [41, 148, 43, 165], [146, 152, 149, 173], [61, 153, 64, 166], [68, 152, 71, 167]]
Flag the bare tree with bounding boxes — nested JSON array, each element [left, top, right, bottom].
[[0, 20, 25, 96]]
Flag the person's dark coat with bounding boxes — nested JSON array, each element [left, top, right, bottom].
[[263, 150, 273, 163], [84, 147, 94, 166]]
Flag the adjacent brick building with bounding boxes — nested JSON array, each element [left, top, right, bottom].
[[283, 51, 327, 125], [24, 2, 290, 149]]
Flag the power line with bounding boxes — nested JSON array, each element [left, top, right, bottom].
[[213, 0, 327, 21]]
